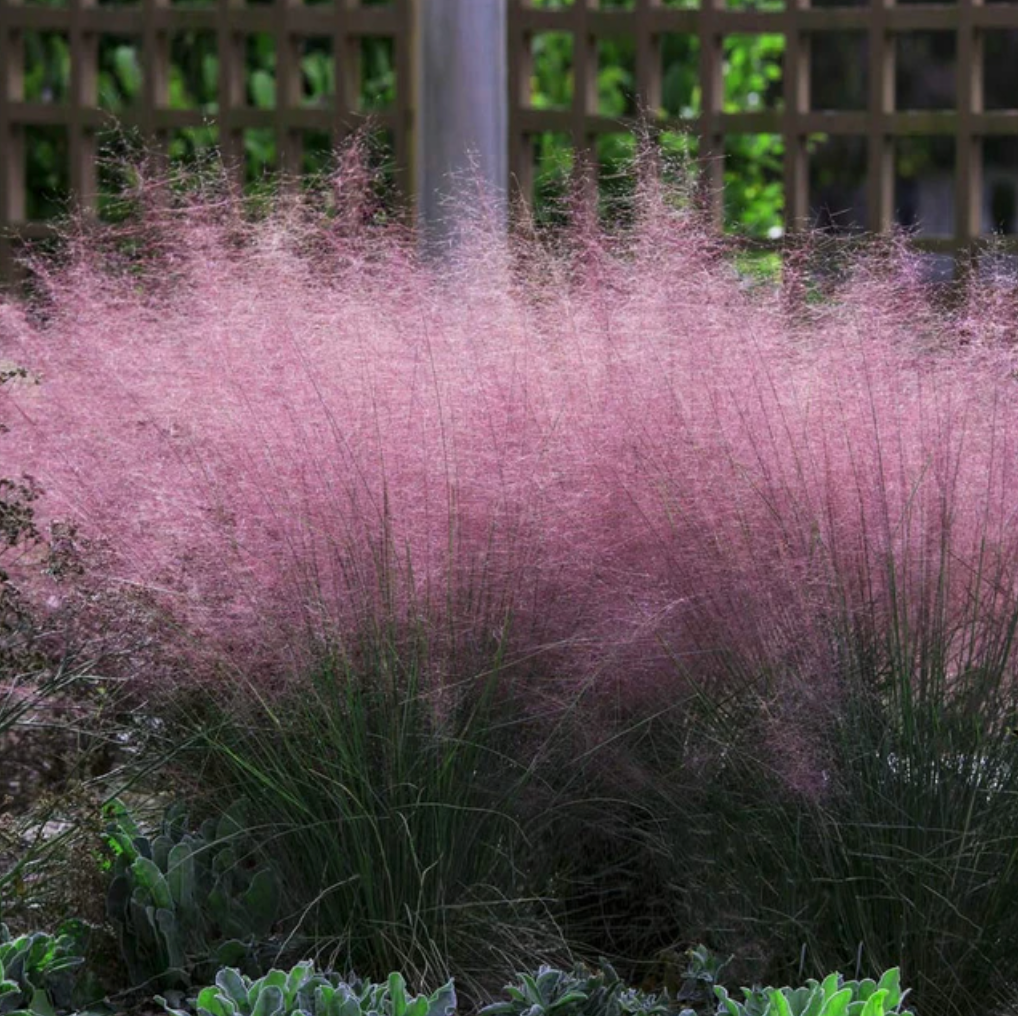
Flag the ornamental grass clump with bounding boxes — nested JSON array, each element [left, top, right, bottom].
[[4, 153, 1017, 701], [4, 146, 1018, 1013]]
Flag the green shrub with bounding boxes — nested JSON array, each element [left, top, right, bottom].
[[159, 963, 456, 1016], [0, 922, 84, 1016], [714, 969, 912, 1016], [104, 800, 280, 991], [675, 947, 731, 1015], [481, 962, 680, 1016]]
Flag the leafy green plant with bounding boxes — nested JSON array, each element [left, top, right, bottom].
[[714, 970, 913, 1016], [482, 963, 679, 1016], [0, 923, 84, 1016], [103, 801, 280, 991], [673, 947, 731, 1014], [160, 964, 456, 1016]]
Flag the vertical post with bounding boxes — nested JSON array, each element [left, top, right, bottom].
[[867, 0, 894, 234], [699, 0, 725, 230], [506, 0, 533, 210], [956, 0, 983, 270], [333, 0, 357, 150], [0, 0, 14, 282], [142, 0, 170, 159], [570, 0, 595, 199], [392, 0, 416, 201], [1, 1, 25, 285], [635, 0, 662, 121], [218, 0, 245, 193], [276, 0, 302, 182], [416, 0, 508, 252], [782, 0, 810, 234], [69, 0, 99, 218]]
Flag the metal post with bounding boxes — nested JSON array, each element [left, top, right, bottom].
[[416, 0, 508, 252]]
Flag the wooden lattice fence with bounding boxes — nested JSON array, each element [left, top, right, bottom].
[[3, 0, 1018, 281], [508, 0, 1018, 255], [0, 0, 414, 279]]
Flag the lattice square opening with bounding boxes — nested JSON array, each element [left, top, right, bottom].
[[894, 135, 955, 236], [895, 32, 956, 111], [326, 126, 399, 211], [809, 32, 867, 111], [169, 125, 220, 169], [597, 130, 637, 224], [808, 134, 866, 231], [661, 34, 701, 117], [23, 32, 70, 104], [361, 37, 396, 111], [529, 32, 574, 109], [727, 0, 784, 12], [658, 130, 700, 195], [985, 31, 1018, 111], [302, 129, 333, 176], [169, 31, 218, 112], [659, 130, 699, 160], [597, 36, 637, 117], [25, 125, 70, 221], [98, 36, 142, 113], [97, 130, 145, 223], [722, 35, 784, 112], [244, 127, 278, 195], [531, 130, 573, 227], [594, 0, 701, 7], [724, 133, 784, 237], [246, 34, 277, 109], [984, 137, 1018, 235], [299, 37, 335, 108]]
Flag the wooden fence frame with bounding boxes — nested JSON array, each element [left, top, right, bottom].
[[508, 0, 1018, 255], [4, 0, 1018, 280], [0, 0, 415, 279]]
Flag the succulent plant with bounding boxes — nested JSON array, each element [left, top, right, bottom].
[[159, 963, 457, 1016], [104, 800, 280, 991], [674, 946, 731, 1012], [481, 963, 682, 1016], [714, 970, 913, 1016], [0, 922, 84, 1016]]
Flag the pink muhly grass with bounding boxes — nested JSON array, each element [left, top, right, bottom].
[[2, 148, 1018, 744]]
